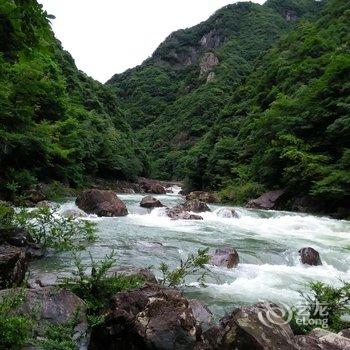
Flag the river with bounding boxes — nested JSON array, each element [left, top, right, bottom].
[[29, 187, 350, 322]]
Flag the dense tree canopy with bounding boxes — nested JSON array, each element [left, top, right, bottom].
[[0, 0, 147, 199]]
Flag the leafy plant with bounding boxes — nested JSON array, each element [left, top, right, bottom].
[[159, 248, 210, 288], [0, 203, 97, 251], [0, 290, 33, 350], [63, 250, 146, 317], [290, 281, 350, 334]]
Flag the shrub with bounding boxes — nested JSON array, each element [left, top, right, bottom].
[[219, 181, 265, 205], [290, 281, 350, 334], [0, 290, 33, 350], [63, 251, 146, 317], [159, 248, 210, 288], [1, 204, 97, 251]]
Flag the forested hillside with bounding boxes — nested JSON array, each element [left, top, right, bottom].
[[109, 0, 349, 217], [108, 0, 323, 180], [0, 0, 147, 200]]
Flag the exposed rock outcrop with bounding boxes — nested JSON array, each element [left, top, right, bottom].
[[0, 287, 89, 348], [138, 178, 166, 194], [76, 189, 128, 217], [247, 190, 285, 210], [140, 195, 164, 209], [210, 247, 239, 269], [199, 52, 219, 78], [189, 299, 213, 326], [89, 283, 200, 350], [0, 244, 28, 288], [299, 247, 322, 266], [297, 328, 350, 349], [196, 302, 298, 349]]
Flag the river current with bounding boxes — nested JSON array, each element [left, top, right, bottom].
[[29, 187, 350, 321]]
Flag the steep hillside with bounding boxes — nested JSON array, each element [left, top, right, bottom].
[[108, 0, 323, 179], [185, 0, 350, 217], [0, 0, 147, 200]]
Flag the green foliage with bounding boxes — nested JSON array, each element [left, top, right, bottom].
[[0, 290, 33, 350], [290, 281, 350, 334], [108, 0, 322, 182], [0, 0, 146, 200], [219, 181, 265, 205], [159, 248, 210, 288], [63, 251, 146, 316], [2, 204, 97, 251], [34, 316, 80, 350]]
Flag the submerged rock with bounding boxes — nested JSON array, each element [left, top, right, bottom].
[[0, 244, 28, 288], [216, 207, 239, 218], [89, 283, 199, 350], [61, 208, 88, 219], [299, 247, 322, 266], [247, 190, 285, 210], [210, 247, 239, 269], [140, 195, 164, 209], [76, 189, 128, 217]]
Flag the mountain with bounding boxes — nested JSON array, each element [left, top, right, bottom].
[[0, 0, 147, 200], [107, 0, 323, 180], [108, 0, 349, 217]]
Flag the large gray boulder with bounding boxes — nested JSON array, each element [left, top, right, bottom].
[[89, 284, 200, 350], [297, 328, 350, 349], [166, 207, 203, 220], [76, 189, 128, 217]]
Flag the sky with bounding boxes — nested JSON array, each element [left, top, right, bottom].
[[38, 0, 265, 83]]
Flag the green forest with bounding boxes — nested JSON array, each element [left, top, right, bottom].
[[0, 0, 349, 217]]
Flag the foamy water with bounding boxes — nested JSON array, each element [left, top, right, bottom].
[[30, 190, 350, 321]]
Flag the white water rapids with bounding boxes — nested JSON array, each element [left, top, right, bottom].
[[29, 188, 350, 321]]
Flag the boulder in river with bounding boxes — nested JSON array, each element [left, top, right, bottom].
[[89, 283, 199, 350], [140, 195, 164, 209], [61, 208, 88, 219], [299, 247, 322, 266], [186, 191, 219, 203], [246, 190, 285, 210], [177, 199, 210, 213], [197, 302, 298, 350], [0, 244, 28, 288], [210, 247, 239, 268], [216, 207, 239, 218], [166, 207, 203, 220], [76, 189, 128, 217]]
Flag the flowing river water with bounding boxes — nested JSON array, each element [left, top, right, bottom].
[[29, 187, 350, 322]]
